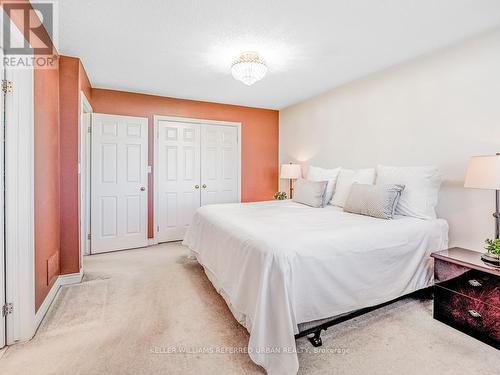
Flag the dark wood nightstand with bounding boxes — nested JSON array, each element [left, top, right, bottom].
[[431, 248, 500, 349]]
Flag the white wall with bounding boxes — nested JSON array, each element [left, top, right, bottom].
[[280, 28, 500, 250]]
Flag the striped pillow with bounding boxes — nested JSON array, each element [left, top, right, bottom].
[[343, 183, 405, 219]]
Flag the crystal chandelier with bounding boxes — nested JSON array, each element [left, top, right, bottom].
[[231, 52, 267, 86]]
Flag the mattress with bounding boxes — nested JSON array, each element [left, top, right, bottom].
[[183, 200, 448, 375]]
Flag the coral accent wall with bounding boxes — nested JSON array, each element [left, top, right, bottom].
[[59, 56, 92, 275], [59, 57, 80, 276], [91, 89, 279, 238], [34, 64, 60, 310], [34, 53, 91, 308]]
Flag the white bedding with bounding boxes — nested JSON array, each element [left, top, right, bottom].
[[182, 200, 448, 375]]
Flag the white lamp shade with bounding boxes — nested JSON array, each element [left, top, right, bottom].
[[280, 164, 302, 179], [464, 155, 500, 190]]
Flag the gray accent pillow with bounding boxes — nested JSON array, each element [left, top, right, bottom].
[[292, 179, 328, 208], [343, 183, 405, 219]]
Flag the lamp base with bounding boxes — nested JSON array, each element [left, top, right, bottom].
[[481, 252, 500, 268], [495, 189, 500, 239]]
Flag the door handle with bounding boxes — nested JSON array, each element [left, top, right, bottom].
[[195, 185, 200, 189], [202, 184, 207, 189], [140, 186, 146, 191]]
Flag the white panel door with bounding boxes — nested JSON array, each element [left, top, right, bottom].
[[201, 125, 239, 205], [91, 114, 148, 254], [157, 121, 201, 242]]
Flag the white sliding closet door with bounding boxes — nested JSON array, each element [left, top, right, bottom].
[[157, 121, 201, 243], [201, 125, 239, 205], [91, 114, 149, 254]]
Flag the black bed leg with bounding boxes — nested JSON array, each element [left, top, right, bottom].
[[308, 330, 323, 347]]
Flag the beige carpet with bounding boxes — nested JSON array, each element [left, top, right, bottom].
[[0, 243, 498, 375]]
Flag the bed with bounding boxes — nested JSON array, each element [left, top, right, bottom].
[[182, 200, 449, 375]]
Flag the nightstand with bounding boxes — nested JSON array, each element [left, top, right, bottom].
[[431, 247, 500, 349]]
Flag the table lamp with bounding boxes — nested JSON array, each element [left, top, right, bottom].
[[464, 154, 500, 239], [464, 154, 500, 267], [280, 163, 301, 199]]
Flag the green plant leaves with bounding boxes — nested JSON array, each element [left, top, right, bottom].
[[485, 238, 500, 255]]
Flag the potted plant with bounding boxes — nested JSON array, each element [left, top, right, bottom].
[[274, 191, 288, 200], [482, 238, 500, 267], [485, 239, 500, 258]]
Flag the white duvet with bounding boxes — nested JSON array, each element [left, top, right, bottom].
[[182, 200, 448, 375]]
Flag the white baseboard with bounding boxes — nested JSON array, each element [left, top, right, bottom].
[[33, 269, 83, 334], [59, 269, 84, 286]]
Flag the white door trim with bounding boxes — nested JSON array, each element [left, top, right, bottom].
[[153, 115, 242, 244], [79, 91, 93, 260], [0, 45, 5, 350], [4, 58, 36, 344]]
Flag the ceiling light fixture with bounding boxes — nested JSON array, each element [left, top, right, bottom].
[[231, 51, 267, 86]]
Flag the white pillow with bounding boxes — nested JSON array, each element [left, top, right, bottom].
[[292, 179, 328, 208], [376, 165, 441, 219], [306, 166, 341, 206], [331, 168, 376, 207]]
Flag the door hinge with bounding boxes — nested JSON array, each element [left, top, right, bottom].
[[2, 79, 13, 94], [157, 226, 159, 232], [87, 233, 91, 240], [88, 126, 92, 134], [2, 303, 13, 317]]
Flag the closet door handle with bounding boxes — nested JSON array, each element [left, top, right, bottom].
[[140, 186, 146, 191], [194, 185, 200, 189], [202, 184, 207, 189]]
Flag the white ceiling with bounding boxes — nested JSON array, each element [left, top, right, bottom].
[[59, 0, 500, 109]]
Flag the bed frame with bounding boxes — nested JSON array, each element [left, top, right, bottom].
[[295, 287, 433, 347]]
